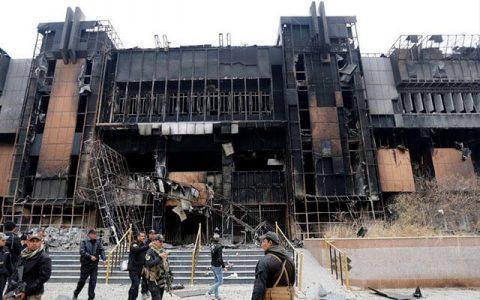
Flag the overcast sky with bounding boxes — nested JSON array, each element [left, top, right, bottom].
[[1, 0, 479, 58]]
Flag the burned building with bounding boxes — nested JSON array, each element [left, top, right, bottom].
[[364, 35, 480, 194], [1, 3, 479, 242]]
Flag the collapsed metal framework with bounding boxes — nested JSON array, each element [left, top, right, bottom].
[[84, 139, 147, 240]]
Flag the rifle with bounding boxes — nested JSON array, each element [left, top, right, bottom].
[[4, 265, 26, 300], [162, 251, 173, 296]]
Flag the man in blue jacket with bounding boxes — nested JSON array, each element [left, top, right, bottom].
[[73, 229, 106, 300]]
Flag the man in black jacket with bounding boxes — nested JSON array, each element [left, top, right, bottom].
[[0, 233, 14, 296], [73, 229, 106, 300], [206, 234, 226, 299], [3, 221, 21, 268], [6, 233, 51, 300], [251, 232, 295, 300], [128, 232, 149, 300]]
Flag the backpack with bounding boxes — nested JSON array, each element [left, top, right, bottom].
[[264, 254, 294, 300]]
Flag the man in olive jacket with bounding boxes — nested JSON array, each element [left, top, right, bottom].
[[251, 232, 295, 300]]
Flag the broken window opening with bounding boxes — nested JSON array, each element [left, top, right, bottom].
[[75, 95, 88, 132], [220, 92, 230, 114], [127, 94, 138, 116], [295, 53, 306, 81], [298, 90, 309, 109], [36, 95, 50, 134], [83, 59, 93, 84], [66, 155, 79, 197], [207, 93, 219, 116]]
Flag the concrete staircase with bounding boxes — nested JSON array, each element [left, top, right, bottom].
[[50, 248, 262, 284]]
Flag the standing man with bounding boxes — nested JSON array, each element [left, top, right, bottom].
[[142, 229, 157, 298], [73, 229, 106, 300], [3, 221, 21, 268], [144, 234, 170, 300], [206, 234, 226, 300], [251, 232, 295, 300], [0, 233, 13, 296], [5, 233, 51, 300], [128, 232, 149, 300], [35, 229, 49, 254], [145, 230, 156, 245]]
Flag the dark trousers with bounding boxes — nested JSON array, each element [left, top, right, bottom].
[[141, 273, 148, 295], [0, 275, 7, 299], [74, 264, 98, 299], [146, 280, 164, 300], [128, 269, 148, 300]]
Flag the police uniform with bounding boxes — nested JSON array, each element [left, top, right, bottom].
[[144, 238, 170, 300], [127, 239, 149, 300], [0, 234, 13, 296]]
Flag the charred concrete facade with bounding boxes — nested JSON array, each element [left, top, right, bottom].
[[1, 3, 479, 242], [364, 35, 480, 195]]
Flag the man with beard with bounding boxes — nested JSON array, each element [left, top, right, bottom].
[[144, 234, 171, 300], [5, 233, 51, 300]]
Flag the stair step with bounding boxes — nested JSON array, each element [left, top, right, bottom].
[[48, 248, 261, 283], [52, 264, 257, 270], [51, 270, 255, 276], [49, 276, 255, 284], [52, 259, 260, 265]]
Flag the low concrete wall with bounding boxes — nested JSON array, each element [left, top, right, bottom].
[[304, 236, 480, 288]]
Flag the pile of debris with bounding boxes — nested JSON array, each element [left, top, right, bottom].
[[32, 227, 112, 250]]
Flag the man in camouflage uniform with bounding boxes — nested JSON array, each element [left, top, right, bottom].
[[144, 234, 171, 300]]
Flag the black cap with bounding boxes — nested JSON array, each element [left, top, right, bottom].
[[87, 229, 97, 235], [3, 221, 16, 231], [259, 231, 280, 245], [152, 234, 164, 242]]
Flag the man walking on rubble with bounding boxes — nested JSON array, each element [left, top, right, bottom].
[[144, 234, 171, 300], [206, 233, 226, 300], [251, 232, 295, 300], [73, 229, 106, 300], [128, 232, 150, 300], [5, 232, 51, 300]]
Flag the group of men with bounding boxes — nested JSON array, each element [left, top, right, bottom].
[[0, 220, 295, 300], [0, 221, 51, 300], [125, 229, 295, 300], [126, 230, 171, 300]]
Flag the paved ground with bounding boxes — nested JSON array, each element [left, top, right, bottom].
[[43, 283, 253, 299], [41, 282, 480, 300], [41, 248, 480, 299], [350, 287, 480, 300]]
